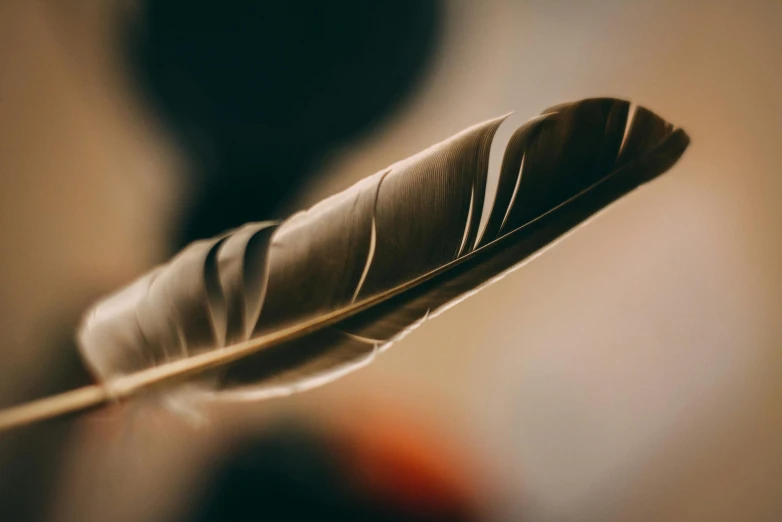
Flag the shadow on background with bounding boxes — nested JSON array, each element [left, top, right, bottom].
[[129, 0, 442, 248]]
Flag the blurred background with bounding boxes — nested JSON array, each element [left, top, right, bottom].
[[1, 0, 781, 521]]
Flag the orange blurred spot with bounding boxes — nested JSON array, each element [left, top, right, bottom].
[[337, 408, 477, 517]]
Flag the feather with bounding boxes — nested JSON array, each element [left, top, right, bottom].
[[0, 98, 689, 431]]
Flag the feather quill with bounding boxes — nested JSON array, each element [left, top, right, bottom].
[[0, 98, 689, 431]]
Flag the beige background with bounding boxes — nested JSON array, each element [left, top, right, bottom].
[[1, 1, 781, 521]]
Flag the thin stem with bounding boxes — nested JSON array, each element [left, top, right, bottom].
[[0, 385, 109, 431]]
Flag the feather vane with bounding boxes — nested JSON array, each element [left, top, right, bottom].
[[0, 98, 689, 430]]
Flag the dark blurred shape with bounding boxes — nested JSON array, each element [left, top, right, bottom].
[[125, 3, 448, 520], [189, 421, 478, 522], [127, 0, 442, 248]]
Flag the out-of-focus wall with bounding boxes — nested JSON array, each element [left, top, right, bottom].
[[0, 0, 182, 407], [0, 3, 183, 515], [2, 1, 781, 521]]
